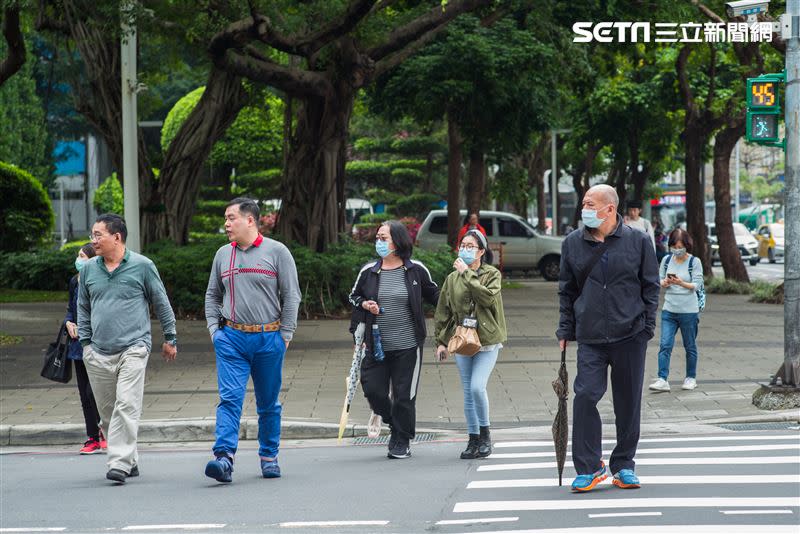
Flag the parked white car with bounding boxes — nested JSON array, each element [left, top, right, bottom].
[[416, 210, 564, 281]]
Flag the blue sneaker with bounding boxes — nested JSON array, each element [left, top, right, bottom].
[[612, 468, 640, 489], [205, 454, 233, 483], [260, 458, 281, 479], [571, 461, 608, 492]]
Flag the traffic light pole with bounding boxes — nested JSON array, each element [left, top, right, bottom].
[[783, 0, 799, 387], [121, 2, 140, 252]]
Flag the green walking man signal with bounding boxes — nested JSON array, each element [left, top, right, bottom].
[[745, 72, 786, 149]]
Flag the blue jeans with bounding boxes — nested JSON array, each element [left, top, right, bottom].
[[212, 327, 286, 458], [455, 347, 499, 434], [657, 310, 699, 380]]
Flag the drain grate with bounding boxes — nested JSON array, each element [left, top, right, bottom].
[[715, 422, 799, 431], [353, 432, 437, 445]]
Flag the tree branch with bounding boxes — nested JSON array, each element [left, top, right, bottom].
[[213, 47, 331, 98], [677, 45, 695, 112], [373, 21, 447, 78], [1, 5, 26, 86], [303, 0, 378, 54], [367, 0, 495, 60]]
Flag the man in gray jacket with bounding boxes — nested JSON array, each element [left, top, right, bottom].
[[557, 185, 659, 493], [203, 198, 301, 483], [78, 214, 177, 484]]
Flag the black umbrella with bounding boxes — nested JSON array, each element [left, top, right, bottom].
[[551, 348, 569, 486]]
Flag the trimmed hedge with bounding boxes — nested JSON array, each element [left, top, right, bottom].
[[0, 238, 454, 318], [0, 161, 55, 252]]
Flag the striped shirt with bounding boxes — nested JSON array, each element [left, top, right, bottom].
[[375, 267, 418, 351]]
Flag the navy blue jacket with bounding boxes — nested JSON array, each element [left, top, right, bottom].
[[65, 274, 82, 360], [557, 217, 660, 344]]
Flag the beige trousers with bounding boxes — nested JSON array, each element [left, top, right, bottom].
[[83, 344, 149, 473]]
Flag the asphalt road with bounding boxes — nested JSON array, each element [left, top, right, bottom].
[[712, 259, 785, 282], [1, 429, 798, 533]]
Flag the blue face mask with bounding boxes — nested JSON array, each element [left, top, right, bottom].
[[582, 207, 608, 228], [375, 240, 391, 258], [75, 258, 87, 272], [458, 249, 477, 265]]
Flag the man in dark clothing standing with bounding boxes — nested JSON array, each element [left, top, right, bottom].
[[557, 185, 659, 492]]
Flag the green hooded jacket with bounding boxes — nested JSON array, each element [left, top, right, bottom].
[[434, 263, 507, 348]]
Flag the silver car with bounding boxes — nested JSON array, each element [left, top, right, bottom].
[[416, 210, 564, 281]]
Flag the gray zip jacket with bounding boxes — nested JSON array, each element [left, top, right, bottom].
[[557, 217, 660, 344]]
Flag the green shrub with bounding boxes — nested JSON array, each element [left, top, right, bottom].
[[60, 240, 90, 255], [0, 249, 74, 290], [0, 161, 55, 252], [705, 277, 751, 295], [359, 213, 395, 224], [388, 159, 428, 171], [345, 160, 392, 182], [750, 281, 783, 304], [364, 188, 401, 206], [390, 192, 439, 220], [233, 168, 282, 200], [195, 200, 228, 216], [93, 173, 124, 215]]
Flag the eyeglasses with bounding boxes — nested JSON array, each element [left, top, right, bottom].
[[88, 233, 110, 242], [459, 244, 478, 251]]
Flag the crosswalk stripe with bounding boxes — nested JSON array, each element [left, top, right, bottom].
[[493, 435, 800, 449], [452, 497, 800, 513], [721, 510, 794, 515], [449, 526, 800, 534], [121, 526, 226, 531], [489, 443, 800, 459], [278, 521, 389, 528], [587, 512, 662, 518], [467, 474, 800, 488], [477, 455, 800, 472], [435, 517, 519, 525]]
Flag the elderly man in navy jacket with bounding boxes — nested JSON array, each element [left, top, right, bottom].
[[557, 184, 659, 492]]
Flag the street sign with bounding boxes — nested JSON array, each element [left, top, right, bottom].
[[745, 72, 786, 148]]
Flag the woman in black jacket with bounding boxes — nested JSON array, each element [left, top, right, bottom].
[[349, 220, 439, 459], [64, 243, 105, 454]]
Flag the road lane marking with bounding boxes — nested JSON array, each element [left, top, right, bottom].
[[477, 455, 800, 471], [467, 474, 800, 488], [587, 512, 662, 518], [721, 510, 794, 515], [278, 521, 389, 528], [0, 530, 67, 533], [436, 517, 519, 525], [450, 526, 800, 534], [121, 526, 225, 531], [493, 435, 800, 448], [489, 443, 800, 459], [453, 497, 800, 513]]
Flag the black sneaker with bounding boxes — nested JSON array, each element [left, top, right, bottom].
[[388, 436, 411, 459], [387, 429, 399, 457], [129, 464, 139, 477], [106, 468, 127, 484]]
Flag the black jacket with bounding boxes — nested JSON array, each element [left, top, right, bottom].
[[349, 258, 440, 356], [557, 216, 660, 344]]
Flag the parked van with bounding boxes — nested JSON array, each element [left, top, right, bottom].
[[416, 209, 564, 281]]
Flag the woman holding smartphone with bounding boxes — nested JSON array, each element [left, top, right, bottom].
[[649, 228, 704, 393]]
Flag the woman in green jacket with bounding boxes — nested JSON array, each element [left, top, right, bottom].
[[434, 230, 507, 459]]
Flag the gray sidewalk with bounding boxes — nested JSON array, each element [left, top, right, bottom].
[[1, 281, 797, 444]]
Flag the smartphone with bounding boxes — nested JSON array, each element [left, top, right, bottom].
[[667, 273, 678, 279]]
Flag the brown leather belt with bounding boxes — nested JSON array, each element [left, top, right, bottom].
[[222, 318, 280, 333]]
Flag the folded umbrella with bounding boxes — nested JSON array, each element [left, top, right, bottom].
[[338, 322, 366, 443], [551, 348, 569, 486]]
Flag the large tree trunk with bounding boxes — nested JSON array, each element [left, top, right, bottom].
[[713, 119, 750, 282], [0, 5, 26, 86], [277, 87, 353, 251], [571, 143, 600, 228], [466, 147, 485, 216], [148, 68, 249, 244], [525, 133, 549, 232], [447, 114, 463, 249], [684, 130, 711, 274]]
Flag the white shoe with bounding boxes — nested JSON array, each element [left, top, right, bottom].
[[649, 378, 670, 392], [682, 377, 697, 390], [367, 412, 382, 439]]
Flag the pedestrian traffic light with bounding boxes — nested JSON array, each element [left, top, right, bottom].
[[745, 73, 785, 147]]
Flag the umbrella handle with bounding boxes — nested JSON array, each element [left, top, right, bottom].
[[561, 349, 566, 365]]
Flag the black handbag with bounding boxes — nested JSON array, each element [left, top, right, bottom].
[[40, 323, 72, 383]]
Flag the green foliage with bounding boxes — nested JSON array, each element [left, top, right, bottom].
[[750, 281, 783, 304], [346, 160, 392, 182], [93, 173, 125, 215], [0, 162, 55, 252], [0, 38, 52, 186], [391, 193, 439, 220], [233, 168, 283, 200], [390, 167, 424, 181], [358, 213, 395, 225], [364, 188, 401, 206], [0, 249, 74, 290], [161, 86, 284, 173], [492, 165, 529, 207], [704, 277, 751, 295], [195, 200, 228, 216], [0, 289, 69, 303]]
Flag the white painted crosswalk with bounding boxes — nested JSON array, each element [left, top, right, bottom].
[[442, 431, 800, 533]]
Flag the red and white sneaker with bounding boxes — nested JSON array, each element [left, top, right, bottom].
[[98, 428, 107, 450], [79, 438, 103, 455]]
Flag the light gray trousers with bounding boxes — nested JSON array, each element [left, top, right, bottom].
[[83, 344, 149, 473]]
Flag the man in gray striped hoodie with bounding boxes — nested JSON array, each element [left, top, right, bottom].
[[203, 198, 301, 483]]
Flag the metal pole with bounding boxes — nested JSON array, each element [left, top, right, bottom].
[[735, 139, 740, 222], [121, 2, 140, 252], [783, 0, 800, 386], [551, 130, 557, 236], [59, 181, 65, 245]]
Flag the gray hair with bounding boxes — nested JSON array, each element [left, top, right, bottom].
[[586, 184, 619, 208]]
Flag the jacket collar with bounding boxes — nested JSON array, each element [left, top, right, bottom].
[[369, 257, 412, 273], [582, 213, 624, 242]]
